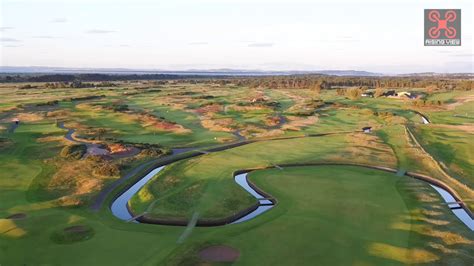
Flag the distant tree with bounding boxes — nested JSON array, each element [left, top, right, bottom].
[[425, 84, 438, 94], [457, 80, 473, 91], [310, 81, 322, 99], [346, 88, 363, 100]]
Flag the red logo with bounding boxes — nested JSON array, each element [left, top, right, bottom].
[[428, 10, 457, 39]]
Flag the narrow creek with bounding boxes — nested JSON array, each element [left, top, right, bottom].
[[111, 166, 165, 221], [421, 116, 430, 124], [429, 185, 474, 231], [110, 164, 473, 231], [232, 173, 274, 224]]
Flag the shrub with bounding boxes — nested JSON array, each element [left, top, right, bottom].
[[346, 88, 363, 100], [93, 163, 120, 177], [60, 144, 87, 159]]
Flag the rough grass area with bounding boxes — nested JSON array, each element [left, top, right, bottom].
[[415, 125, 474, 208]]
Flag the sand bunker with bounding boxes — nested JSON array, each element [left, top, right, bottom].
[[6, 213, 27, 220], [199, 245, 240, 262], [64, 225, 89, 233]]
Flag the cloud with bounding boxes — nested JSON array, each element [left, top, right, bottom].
[[248, 42, 274, 48], [0, 27, 14, 31], [0, 37, 21, 42], [315, 37, 359, 43], [450, 53, 473, 57], [188, 42, 208, 45], [51, 18, 68, 23], [33, 35, 56, 39], [86, 29, 115, 34]]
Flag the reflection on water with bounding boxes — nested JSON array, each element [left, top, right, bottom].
[[111, 166, 165, 221], [232, 173, 274, 224], [429, 185, 474, 231]]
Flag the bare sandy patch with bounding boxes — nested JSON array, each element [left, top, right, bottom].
[[445, 94, 474, 110]]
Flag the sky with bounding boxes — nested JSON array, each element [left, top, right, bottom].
[[0, 0, 473, 74]]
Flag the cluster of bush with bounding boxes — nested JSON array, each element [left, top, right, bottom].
[[68, 95, 105, 101], [194, 95, 215, 99], [36, 100, 59, 106], [85, 155, 120, 177], [60, 144, 87, 160], [102, 103, 129, 112], [93, 163, 120, 177], [412, 99, 442, 107]]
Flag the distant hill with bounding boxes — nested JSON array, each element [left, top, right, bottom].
[[0, 66, 382, 77]]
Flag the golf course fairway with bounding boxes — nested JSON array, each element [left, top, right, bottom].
[[162, 166, 474, 265]]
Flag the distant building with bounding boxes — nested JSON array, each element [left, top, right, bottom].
[[382, 90, 397, 97], [398, 91, 417, 99], [362, 126, 372, 133]]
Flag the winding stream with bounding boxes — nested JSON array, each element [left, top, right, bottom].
[[429, 185, 474, 230], [232, 173, 274, 224], [110, 162, 473, 230], [421, 116, 430, 124], [111, 166, 165, 221]]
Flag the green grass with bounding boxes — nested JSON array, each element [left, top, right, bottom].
[[126, 94, 237, 144], [168, 166, 474, 265], [415, 125, 473, 188], [426, 91, 474, 125], [130, 133, 396, 219], [1, 84, 473, 265]]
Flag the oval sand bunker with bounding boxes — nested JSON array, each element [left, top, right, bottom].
[[51, 224, 95, 244], [6, 213, 27, 220], [199, 245, 240, 262]]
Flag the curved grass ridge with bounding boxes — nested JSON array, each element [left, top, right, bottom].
[[127, 162, 473, 227]]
